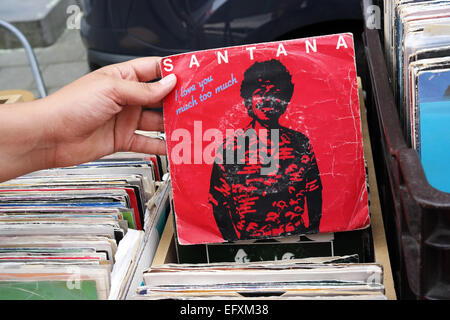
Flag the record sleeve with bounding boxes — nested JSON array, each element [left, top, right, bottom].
[[161, 34, 369, 244], [416, 67, 450, 193]]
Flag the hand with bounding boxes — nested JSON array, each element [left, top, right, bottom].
[[0, 57, 176, 182]]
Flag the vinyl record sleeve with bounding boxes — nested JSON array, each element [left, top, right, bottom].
[[161, 34, 369, 244], [416, 68, 450, 193], [408, 57, 450, 150], [0, 187, 140, 227], [397, 14, 450, 142]]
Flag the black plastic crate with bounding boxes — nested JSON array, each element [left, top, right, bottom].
[[361, 0, 450, 300]]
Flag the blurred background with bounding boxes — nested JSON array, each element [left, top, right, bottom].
[[0, 0, 363, 99]]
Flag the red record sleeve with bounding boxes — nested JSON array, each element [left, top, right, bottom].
[[161, 33, 369, 245]]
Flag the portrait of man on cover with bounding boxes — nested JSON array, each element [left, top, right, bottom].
[[209, 59, 323, 241]]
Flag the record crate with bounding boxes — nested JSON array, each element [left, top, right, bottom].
[[151, 76, 397, 300], [361, 0, 450, 300]]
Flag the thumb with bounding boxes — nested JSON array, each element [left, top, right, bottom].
[[112, 73, 177, 108]]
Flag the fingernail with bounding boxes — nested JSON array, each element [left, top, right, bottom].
[[160, 73, 176, 87]]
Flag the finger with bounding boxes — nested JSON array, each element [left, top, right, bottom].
[[126, 134, 167, 155], [112, 73, 177, 108], [138, 110, 165, 132], [99, 57, 163, 82]]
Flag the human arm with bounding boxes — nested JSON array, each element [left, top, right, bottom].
[[0, 57, 176, 182], [304, 143, 323, 233], [208, 161, 239, 241]]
